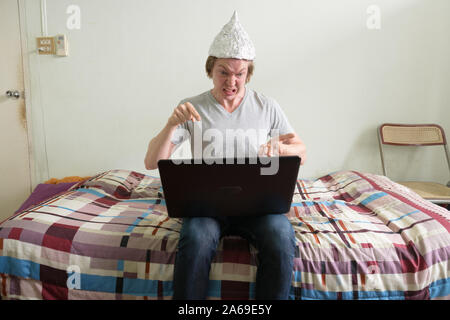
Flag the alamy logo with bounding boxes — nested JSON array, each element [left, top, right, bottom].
[[66, 265, 81, 290], [66, 5, 81, 30], [366, 5, 381, 30], [365, 264, 382, 290], [171, 126, 281, 175]]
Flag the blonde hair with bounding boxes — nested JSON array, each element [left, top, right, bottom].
[[205, 56, 254, 83]]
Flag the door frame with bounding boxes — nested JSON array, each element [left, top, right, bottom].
[[18, 0, 49, 189], [17, 0, 34, 191]]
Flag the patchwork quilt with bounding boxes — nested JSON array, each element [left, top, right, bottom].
[[0, 169, 449, 299]]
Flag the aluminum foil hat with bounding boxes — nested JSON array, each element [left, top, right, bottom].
[[208, 11, 256, 60]]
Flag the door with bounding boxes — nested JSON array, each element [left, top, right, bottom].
[[0, 0, 31, 221]]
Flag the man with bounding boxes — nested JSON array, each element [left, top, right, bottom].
[[144, 12, 306, 300]]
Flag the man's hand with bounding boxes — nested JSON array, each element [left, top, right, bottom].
[[258, 133, 307, 164], [167, 102, 201, 127], [145, 102, 201, 170]]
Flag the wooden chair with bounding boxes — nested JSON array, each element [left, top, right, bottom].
[[378, 123, 450, 204]]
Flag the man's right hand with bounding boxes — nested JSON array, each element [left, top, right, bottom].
[[167, 102, 201, 127]]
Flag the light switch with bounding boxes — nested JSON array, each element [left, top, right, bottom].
[[55, 34, 69, 56]]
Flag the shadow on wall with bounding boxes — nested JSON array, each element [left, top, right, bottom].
[[341, 124, 383, 175]]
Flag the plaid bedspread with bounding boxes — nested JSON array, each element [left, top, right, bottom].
[[0, 169, 449, 300]]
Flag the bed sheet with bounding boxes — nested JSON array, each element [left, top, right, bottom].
[[0, 169, 449, 300]]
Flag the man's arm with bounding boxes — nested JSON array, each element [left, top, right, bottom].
[[279, 133, 307, 164], [259, 133, 307, 165], [144, 124, 178, 170], [144, 102, 201, 170]]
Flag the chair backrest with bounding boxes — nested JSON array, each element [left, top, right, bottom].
[[379, 123, 446, 146], [378, 123, 450, 176]]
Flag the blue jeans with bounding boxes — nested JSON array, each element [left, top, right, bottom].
[[172, 214, 296, 300]]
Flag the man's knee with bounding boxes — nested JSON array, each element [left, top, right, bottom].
[[259, 215, 295, 253], [178, 217, 221, 253]]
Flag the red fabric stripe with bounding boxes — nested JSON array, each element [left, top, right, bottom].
[[222, 238, 251, 264], [8, 228, 22, 240], [152, 217, 170, 236], [297, 215, 320, 244], [42, 283, 68, 300], [1, 273, 6, 297]]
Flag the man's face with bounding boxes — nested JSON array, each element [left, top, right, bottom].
[[211, 58, 249, 101]]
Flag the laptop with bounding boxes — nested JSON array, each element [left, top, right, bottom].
[[157, 156, 301, 218]]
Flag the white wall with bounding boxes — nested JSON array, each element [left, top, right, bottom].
[[22, 0, 450, 187]]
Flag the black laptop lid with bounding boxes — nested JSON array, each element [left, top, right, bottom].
[[158, 156, 301, 218]]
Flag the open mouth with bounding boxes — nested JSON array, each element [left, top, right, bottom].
[[223, 88, 237, 95]]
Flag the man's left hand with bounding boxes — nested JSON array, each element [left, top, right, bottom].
[[258, 133, 306, 164]]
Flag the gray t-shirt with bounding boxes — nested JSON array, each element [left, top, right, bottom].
[[170, 87, 294, 159]]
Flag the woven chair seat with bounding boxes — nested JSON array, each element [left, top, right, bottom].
[[398, 181, 450, 201]]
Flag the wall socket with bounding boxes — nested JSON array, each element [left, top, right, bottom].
[[37, 37, 55, 55], [37, 35, 69, 56]]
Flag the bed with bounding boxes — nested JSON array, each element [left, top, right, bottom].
[[0, 169, 448, 300]]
